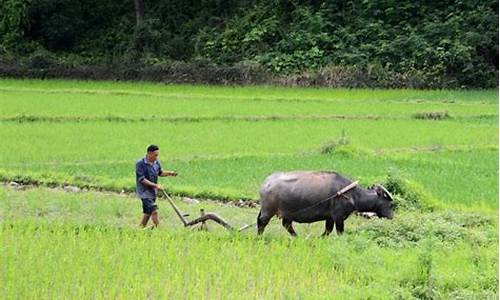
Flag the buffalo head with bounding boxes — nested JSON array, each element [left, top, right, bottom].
[[371, 184, 394, 219]]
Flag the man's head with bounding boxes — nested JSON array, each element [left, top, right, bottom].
[[146, 144, 159, 162]]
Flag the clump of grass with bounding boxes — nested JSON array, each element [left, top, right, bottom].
[[413, 111, 450, 120], [8, 114, 45, 123], [320, 129, 349, 154], [357, 211, 495, 248], [410, 243, 437, 300], [384, 170, 440, 211]]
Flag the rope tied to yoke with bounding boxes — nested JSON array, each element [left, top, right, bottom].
[[286, 181, 359, 218]]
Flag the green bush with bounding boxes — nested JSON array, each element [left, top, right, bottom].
[[384, 170, 440, 212], [357, 211, 495, 248], [0, 0, 30, 51]]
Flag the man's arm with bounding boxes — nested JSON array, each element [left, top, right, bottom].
[[157, 161, 177, 177], [137, 162, 163, 190], [160, 171, 178, 177], [141, 178, 163, 190]]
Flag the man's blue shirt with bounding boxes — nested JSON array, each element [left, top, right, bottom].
[[136, 157, 163, 199]]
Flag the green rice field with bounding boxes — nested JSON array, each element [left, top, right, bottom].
[[0, 79, 498, 299]]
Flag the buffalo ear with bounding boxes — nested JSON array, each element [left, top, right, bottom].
[[374, 185, 390, 199]]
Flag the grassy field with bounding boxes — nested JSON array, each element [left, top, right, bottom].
[[0, 79, 498, 299], [1, 186, 498, 299]]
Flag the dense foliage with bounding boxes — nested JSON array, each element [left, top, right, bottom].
[[0, 0, 498, 87]]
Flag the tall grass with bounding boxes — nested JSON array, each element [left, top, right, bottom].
[[1, 186, 497, 299]]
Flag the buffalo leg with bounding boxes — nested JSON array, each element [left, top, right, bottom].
[[321, 218, 334, 237], [335, 219, 345, 235], [257, 210, 272, 235], [282, 218, 297, 237]]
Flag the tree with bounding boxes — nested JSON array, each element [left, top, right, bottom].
[[132, 0, 145, 55]]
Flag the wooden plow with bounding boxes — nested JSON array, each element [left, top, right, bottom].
[[161, 190, 255, 232]]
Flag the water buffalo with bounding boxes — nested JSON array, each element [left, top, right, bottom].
[[257, 171, 394, 236]]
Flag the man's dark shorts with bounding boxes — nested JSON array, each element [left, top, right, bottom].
[[141, 198, 158, 215]]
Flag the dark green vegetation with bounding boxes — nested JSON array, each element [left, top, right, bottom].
[[1, 0, 498, 87], [0, 79, 497, 298]]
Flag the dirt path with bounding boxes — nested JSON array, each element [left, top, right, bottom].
[[3, 180, 259, 208]]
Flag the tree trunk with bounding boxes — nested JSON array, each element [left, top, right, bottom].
[[134, 0, 144, 27], [132, 0, 145, 54]]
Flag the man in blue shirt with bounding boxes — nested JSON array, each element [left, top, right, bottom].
[[136, 144, 177, 228]]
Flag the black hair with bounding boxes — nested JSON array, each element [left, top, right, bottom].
[[147, 144, 159, 153]]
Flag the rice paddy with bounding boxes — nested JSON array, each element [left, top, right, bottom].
[[0, 79, 497, 299]]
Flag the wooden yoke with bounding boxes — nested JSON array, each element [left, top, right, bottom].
[[336, 180, 359, 197]]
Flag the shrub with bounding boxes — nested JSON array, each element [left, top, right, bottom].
[[384, 170, 440, 212], [357, 211, 495, 248], [413, 111, 450, 120]]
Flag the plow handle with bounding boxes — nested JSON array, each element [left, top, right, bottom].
[[161, 190, 188, 226]]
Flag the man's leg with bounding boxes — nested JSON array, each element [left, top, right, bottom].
[[140, 213, 151, 227], [140, 198, 158, 228], [140, 198, 153, 227], [151, 210, 160, 227]]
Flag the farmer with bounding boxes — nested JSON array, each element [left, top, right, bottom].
[[136, 144, 177, 228]]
